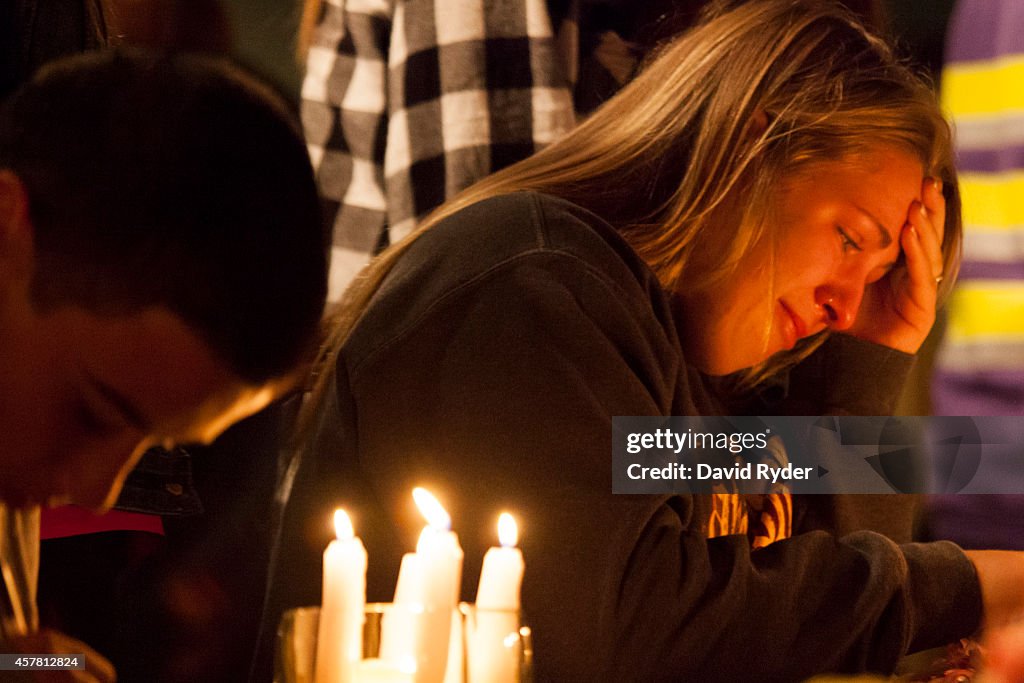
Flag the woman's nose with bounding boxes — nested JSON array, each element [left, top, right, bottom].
[[816, 283, 864, 331]]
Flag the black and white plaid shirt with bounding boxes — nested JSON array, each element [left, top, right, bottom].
[[301, 0, 576, 300]]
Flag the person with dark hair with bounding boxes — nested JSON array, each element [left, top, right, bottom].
[[0, 47, 327, 506], [0, 48, 327, 678]]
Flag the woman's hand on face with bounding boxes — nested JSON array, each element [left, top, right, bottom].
[[846, 177, 946, 354]]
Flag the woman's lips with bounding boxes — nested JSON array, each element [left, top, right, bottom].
[[779, 300, 807, 348]]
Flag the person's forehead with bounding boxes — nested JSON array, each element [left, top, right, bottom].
[[789, 147, 924, 182], [60, 306, 273, 439], [73, 307, 230, 384], [782, 148, 924, 211]]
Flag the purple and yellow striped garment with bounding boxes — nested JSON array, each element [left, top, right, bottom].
[[928, 0, 1024, 548], [932, 0, 1024, 417]]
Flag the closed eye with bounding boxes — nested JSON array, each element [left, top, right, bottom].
[[75, 397, 127, 437], [838, 226, 863, 253]]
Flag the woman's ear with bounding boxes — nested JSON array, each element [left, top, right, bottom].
[[0, 170, 34, 280]]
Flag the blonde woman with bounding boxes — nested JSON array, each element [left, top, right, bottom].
[[261, 2, 1024, 680]]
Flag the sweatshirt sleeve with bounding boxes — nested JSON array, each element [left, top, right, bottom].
[[614, 499, 980, 681], [752, 333, 918, 416], [342, 207, 981, 681]]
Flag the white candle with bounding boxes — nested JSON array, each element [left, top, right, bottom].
[[379, 553, 423, 672], [476, 514, 524, 610], [411, 488, 464, 683], [442, 606, 463, 683], [316, 509, 368, 683], [355, 658, 415, 683], [469, 513, 524, 683]]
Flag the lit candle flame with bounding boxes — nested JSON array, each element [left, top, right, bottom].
[[498, 512, 518, 548], [334, 508, 354, 541], [412, 487, 451, 531]]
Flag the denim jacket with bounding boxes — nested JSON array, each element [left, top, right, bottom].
[[114, 447, 203, 517]]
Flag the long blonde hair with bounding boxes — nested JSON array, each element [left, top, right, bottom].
[[306, 0, 961, 415]]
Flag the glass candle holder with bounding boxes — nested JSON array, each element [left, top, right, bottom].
[[275, 603, 531, 683]]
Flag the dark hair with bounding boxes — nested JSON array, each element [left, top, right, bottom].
[[0, 0, 112, 100], [0, 48, 328, 383]]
